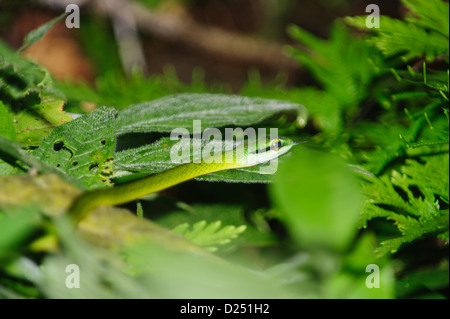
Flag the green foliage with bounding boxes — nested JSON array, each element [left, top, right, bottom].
[[288, 22, 380, 108], [0, 208, 37, 262], [32, 106, 118, 190], [33, 229, 292, 299], [345, 0, 449, 61], [77, 16, 122, 77], [18, 12, 67, 53], [362, 153, 449, 256], [1, 0, 448, 299], [0, 100, 15, 141], [154, 204, 277, 248], [0, 41, 72, 146], [57, 67, 218, 112]]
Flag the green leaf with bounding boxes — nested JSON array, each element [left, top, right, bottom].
[[287, 22, 380, 111], [0, 100, 16, 141], [33, 106, 117, 190], [403, 0, 449, 38], [0, 40, 71, 146], [345, 0, 449, 61], [18, 13, 68, 53], [271, 148, 362, 251], [0, 136, 81, 187], [115, 93, 304, 135], [0, 208, 38, 261], [11, 93, 73, 146]]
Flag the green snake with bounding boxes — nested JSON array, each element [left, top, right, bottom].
[[68, 137, 296, 222]]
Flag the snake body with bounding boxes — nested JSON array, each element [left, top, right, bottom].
[[69, 138, 295, 222]]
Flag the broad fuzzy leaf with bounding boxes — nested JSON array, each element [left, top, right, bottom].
[[12, 93, 73, 146], [287, 22, 380, 112], [115, 93, 305, 135], [0, 136, 81, 187]]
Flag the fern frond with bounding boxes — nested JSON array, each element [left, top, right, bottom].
[[172, 220, 247, 252], [361, 153, 449, 256]]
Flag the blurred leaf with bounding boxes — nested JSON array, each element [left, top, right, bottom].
[[346, 16, 448, 61], [0, 208, 37, 260], [271, 148, 362, 251], [18, 13, 67, 53], [403, 0, 449, 38], [37, 237, 295, 298], [0, 174, 211, 255], [326, 233, 395, 298], [325, 263, 395, 298], [78, 16, 122, 76], [0, 174, 80, 217]]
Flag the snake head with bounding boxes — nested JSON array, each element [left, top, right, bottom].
[[243, 137, 298, 166]]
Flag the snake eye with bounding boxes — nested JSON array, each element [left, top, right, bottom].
[[271, 139, 282, 151]]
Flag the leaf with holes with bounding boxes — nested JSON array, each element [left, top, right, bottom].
[[33, 106, 117, 190]]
